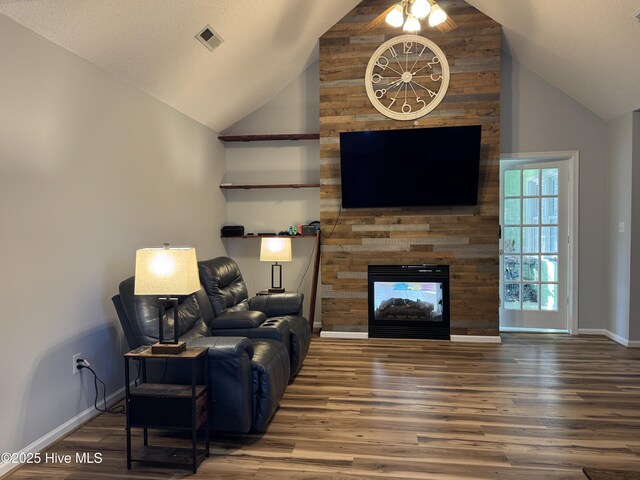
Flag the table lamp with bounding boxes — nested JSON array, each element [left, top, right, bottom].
[[260, 237, 292, 293], [134, 243, 199, 354]]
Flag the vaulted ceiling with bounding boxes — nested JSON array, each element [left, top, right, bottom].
[[467, 0, 640, 121], [1, 0, 639, 131], [0, 0, 360, 132]]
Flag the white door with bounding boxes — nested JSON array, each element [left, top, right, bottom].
[[499, 160, 569, 330]]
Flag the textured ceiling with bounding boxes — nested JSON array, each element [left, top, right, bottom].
[[0, 0, 360, 132], [1, 0, 639, 130], [466, 0, 640, 121]]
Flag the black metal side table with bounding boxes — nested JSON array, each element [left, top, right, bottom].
[[124, 346, 209, 473]]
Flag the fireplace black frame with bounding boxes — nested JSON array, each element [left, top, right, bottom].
[[368, 264, 450, 340]]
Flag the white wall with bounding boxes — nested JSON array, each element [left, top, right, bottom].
[[501, 50, 609, 330], [221, 61, 321, 324], [607, 112, 633, 340], [629, 111, 640, 342], [0, 15, 227, 464]]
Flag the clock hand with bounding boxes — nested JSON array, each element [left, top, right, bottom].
[[386, 77, 404, 89], [408, 44, 428, 74], [410, 80, 438, 98]]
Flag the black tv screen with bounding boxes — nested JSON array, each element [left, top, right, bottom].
[[339, 125, 482, 208]]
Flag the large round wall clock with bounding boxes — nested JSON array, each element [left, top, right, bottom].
[[365, 34, 450, 121]]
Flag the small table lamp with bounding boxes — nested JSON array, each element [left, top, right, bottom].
[[260, 237, 292, 293], [134, 243, 199, 354]]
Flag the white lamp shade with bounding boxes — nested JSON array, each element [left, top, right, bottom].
[[134, 246, 200, 295], [403, 13, 421, 32], [260, 237, 292, 262], [385, 4, 405, 28], [411, 0, 431, 19], [428, 4, 447, 26]]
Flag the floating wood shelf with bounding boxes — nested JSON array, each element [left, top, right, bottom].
[[220, 183, 320, 189], [218, 133, 319, 142]]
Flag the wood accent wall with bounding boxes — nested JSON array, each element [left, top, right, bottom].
[[319, 0, 501, 336]]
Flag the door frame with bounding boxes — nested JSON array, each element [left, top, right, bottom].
[[500, 151, 579, 334]]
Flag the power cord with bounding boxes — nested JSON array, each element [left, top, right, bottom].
[[296, 232, 318, 293], [321, 204, 342, 239], [76, 359, 125, 415]]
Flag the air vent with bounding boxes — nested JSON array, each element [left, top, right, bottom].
[[195, 24, 223, 52]]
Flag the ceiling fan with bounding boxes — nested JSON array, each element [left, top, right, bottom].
[[359, 0, 457, 35]]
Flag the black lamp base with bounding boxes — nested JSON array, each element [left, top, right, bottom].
[[268, 287, 285, 293], [151, 341, 187, 355]]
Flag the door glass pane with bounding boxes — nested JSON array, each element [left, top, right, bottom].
[[542, 198, 558, 224], [523, 198, 539, 225], [541, 226, 558, 253], [505, 283, 520, 309], [542, 168, 559, 195], [522, 227, 539, 253], [504, 170, 521, 197], [541, 284, 558, 311], [541, 255, 558, 282], [522, 283, 539, 310], [504, 199, 521, 225], [504, 227, 521, 253], [523, 169, 539, 195], [522, 256, 539, 281], [504, 256, 520, 281]]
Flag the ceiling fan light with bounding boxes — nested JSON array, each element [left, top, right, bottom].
[[411, 0, 431, 20], [385, 4, 405, 28], [428, 4, 447, 27], [403, 13, 421, 32]]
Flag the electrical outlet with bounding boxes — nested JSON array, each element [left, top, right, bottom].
[[73, 353, 82, 375]]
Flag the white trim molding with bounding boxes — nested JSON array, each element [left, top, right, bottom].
[[577, 328, 606, 335], [0, 387, 125, 478], [319, 332, 503, 343], [500, 151, 580, 335], [319, 331, 369, 339], [578, 329, 640, 348], [500, 327, 568, 333], [451, 335, 502, 344]]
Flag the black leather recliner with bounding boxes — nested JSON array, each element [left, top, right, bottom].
[[198, 257, 311, 378], [113, 276, 290, 433]]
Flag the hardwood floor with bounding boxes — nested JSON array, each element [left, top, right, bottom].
[[7, 334, 640, 479]]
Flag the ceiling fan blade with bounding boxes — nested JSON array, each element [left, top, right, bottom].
[[436, 16, 457, 33], [358, 4, 395, 35]]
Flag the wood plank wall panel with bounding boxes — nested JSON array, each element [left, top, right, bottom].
[[319, 0, 501, 335]]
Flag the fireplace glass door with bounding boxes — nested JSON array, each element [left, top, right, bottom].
[[373, 282, 443, 322], [368, 265, 450, 339]]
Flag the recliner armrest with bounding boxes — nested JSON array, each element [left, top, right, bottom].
[[249, 292, 304, 316], [211, 310, 267, 329], [188, 336, 255, 360]]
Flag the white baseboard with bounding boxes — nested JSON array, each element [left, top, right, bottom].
[[604, 329, 632, 347], [578, 329, 639, 348], [451, 335, 502, 344], [319, 331, 369, 339], [0, 387, 125, 478], [500, 327, 568, 333], [319, 331, 502, 343], [577, 328, 606, 335]]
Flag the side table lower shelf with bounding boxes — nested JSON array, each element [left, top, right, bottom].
[[124, 347, 210, 474]]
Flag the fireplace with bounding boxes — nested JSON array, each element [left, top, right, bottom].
[[368, 265, 450, 339]]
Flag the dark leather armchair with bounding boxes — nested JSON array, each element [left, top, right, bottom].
[[113, 276, 290, 433], [198, 257, 311, 378]]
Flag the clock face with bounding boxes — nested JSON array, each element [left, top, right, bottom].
[[365, 34, 450, 121]]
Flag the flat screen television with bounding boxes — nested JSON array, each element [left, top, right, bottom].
[[339, 125, 482, 208]]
